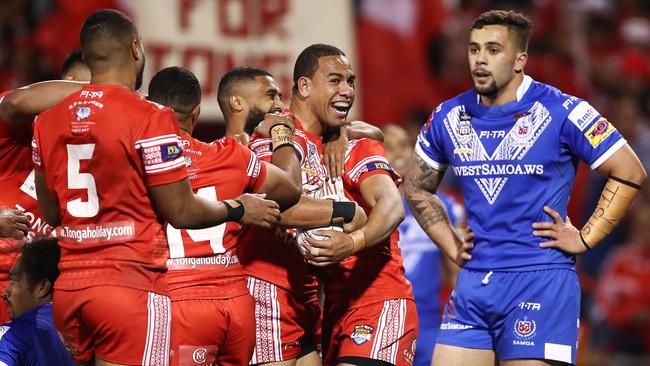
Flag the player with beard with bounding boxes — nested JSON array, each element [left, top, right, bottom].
[[218, 67, 283, 146], [405, 10, 646, 366], [148, 66, 302, 366], [32, 10, 281, 366], [218, 65, 373, 366]]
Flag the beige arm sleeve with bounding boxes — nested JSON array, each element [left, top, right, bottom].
[[580, 176, 641, 249]]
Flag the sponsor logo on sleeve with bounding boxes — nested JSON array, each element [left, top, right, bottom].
[[351, 325, 374, 345], [161, 143, 182, 161], [568, 101, 598, 130], [584, 118, 615, 147]]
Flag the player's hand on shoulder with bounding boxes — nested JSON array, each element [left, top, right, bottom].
[[533, 206, 586, 255], [231, 132, 250, 146], [235, 193, 281, 228], [253, 112, 295, 138], [323, 126, 349, 181], [304, 229, 354, 266], [0, 209, 30, 240]]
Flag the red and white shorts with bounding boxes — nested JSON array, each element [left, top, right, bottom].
[[246, 276, 322, 364], [170, 294, 256, 366], [53, 286, 171, 365], [323, 298, 418, 366]]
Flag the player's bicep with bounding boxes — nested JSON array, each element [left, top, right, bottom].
[[359, 173, 402, 210], [34, 171, 60, 226], [595, 143, 646, 185], [404, 153, 446, 194]]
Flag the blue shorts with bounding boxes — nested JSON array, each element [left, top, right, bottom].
[[437, 267, 580, 365]]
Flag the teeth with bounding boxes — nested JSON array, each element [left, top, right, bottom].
[[333, 102, 350, 108]]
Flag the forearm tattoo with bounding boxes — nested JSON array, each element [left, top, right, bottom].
[[404, 155, 449, 230]]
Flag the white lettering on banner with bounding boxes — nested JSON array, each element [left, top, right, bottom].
[[59, 221, 135, 243], [135, 0, 356, 119]]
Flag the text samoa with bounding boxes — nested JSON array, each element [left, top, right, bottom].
[[452, 164, 544, 177]]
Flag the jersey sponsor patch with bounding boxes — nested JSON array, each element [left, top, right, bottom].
[[584, 118, 615, 147], [568, 101, 598, 131], [349, 159, 396, 183], [350, 324, 373, 345], [162, 143, 182, 161]]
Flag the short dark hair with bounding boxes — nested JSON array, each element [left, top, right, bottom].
[[292, 44, 346, 91], [471, 10, 532, 52], [60, 49, 85, 78], [19, 238, 60, 294], [80, 9, 137, 63], [217, 67, 272, 113], [148, 66, 201, 118]]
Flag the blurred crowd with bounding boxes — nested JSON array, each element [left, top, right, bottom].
[[0, 0, 648, 365]]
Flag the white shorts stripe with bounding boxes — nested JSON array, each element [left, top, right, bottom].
[[247, 277, 283, 364], [370, 299, 407, 364], [142, 292, 171, 366]]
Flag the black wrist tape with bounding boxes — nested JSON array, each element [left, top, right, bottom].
[[224, 200, 245, 222], [331, 201, 356, 224]]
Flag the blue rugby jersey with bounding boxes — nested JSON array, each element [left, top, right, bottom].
[[416, 75, 626, 270], [0, 303, 75, 366]]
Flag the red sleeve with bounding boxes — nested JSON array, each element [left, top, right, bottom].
[[133, 106, 188, 187], [344, 139, 402, 191], [229, 137, 267, 193], [32, 115, 44, 172], [249, 131, 308, 164], [0, 91, 13, 138]]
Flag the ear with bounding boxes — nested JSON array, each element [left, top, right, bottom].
[[132, 37, 143, 61], [514, 52, 528, 74], [229, 95, 245, 113], [297, 77, 311, 98], [190, 104, 201, 126], [34, 279, 52, 300]]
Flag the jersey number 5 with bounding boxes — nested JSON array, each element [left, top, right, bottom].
[[166, 186, 227, 258], [67, 144, 99, 218]]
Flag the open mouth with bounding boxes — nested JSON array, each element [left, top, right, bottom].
[[331, 101, 351, 117], [473, 70, 491, 83]]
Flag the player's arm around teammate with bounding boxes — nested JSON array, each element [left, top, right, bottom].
[[250, 112, 302, 210], [303, 172, 405, 266], [532, 144, 646, 254], [323, 121, 384, 180], [0, 80, 86, 127]]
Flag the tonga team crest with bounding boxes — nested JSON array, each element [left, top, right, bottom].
[[351, 325, 374, 345]]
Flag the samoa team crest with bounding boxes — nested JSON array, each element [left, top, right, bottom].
[[513, 318, 537, 338]]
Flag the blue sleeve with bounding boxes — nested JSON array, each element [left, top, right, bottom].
[[0, 325, 22, 366], [560, 99, 627, 169], [415, 105, 449, 170]]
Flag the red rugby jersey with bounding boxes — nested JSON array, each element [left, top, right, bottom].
[[166, 133, 267, 300], [0, 90, 52, 281], [32, 85, 188, 294], [320, 138, 414, 308], [237, 113, 325, 298]]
